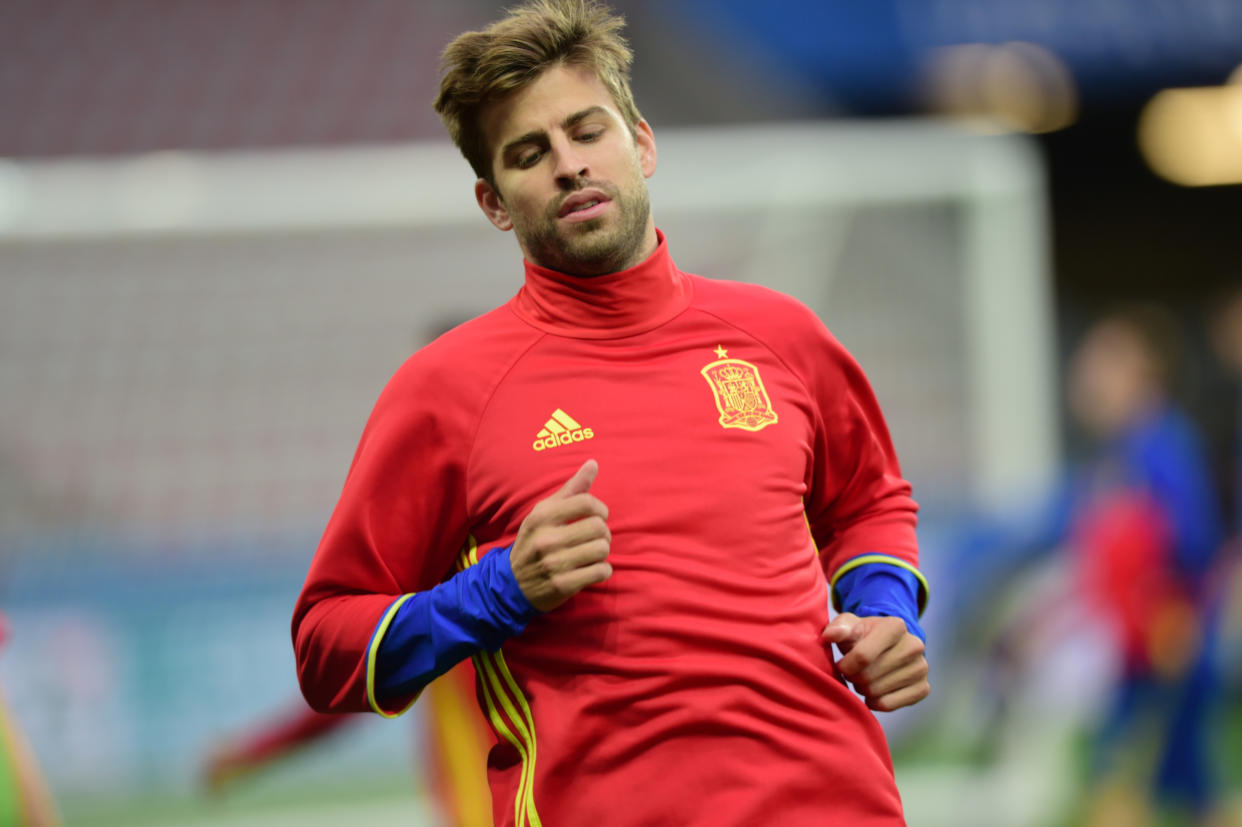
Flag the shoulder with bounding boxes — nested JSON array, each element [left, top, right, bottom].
[[374, 305, 543, 423], [689, 274, 823, 328], [688, 274, 853, 382], [1127, 406, 1211, 477]]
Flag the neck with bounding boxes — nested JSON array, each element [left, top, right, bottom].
[[511, 228, 693, 339], [601, 222, 660, 276], [595, 223, 659, 277]]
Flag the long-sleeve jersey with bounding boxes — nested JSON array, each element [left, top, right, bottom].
[[292, 232, 923, 827]]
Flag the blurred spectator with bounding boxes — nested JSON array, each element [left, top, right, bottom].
[[954, 304, 1227, 825], [1067, 306, 1225, 826]]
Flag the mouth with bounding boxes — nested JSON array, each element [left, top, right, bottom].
[[557, 190, 612, 222]]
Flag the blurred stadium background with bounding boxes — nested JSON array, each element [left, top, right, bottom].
[[2, 2, 1240, 825]]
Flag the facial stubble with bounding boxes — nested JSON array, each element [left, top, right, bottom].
[[506, 161, 652, 278]]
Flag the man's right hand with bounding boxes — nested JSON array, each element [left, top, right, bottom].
[[510, 459, 612, 612]]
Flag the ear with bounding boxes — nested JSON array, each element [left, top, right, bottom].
[[475, 178, 513, 231], [634, 119, 657, 178]]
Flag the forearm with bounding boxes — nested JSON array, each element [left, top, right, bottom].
[[372, 545, 537, 706], [816, 500, 925, 639], [831, 556, 928, 641]]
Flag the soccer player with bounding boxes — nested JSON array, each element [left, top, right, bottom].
[[292, 2, 930, 824], [953, 305, 1226, 824]]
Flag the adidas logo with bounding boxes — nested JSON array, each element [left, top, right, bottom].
[[532, 408, 594, 452]]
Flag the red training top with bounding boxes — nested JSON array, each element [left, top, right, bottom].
[[292, 232, 921, 827]]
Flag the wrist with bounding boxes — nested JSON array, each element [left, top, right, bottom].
[[854, 602, 926, 642], [370, 542, 539, 704], [492, 543, 540, 625], [833, 558, 927, 642]]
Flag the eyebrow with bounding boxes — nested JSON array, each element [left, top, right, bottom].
[[500, 106, 610, 157]]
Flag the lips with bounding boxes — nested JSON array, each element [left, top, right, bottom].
[[557, 189, 612, 218]]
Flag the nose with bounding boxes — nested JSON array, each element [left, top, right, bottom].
[[550, 134, 588, 188]]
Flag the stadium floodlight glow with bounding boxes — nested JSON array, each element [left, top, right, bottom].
[[1138, 84, 1242, 187], [922, 41, 1078, 135]]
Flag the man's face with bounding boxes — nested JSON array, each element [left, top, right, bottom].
[[1067, 320, 1158, 437], [474, 63, 658, 277]]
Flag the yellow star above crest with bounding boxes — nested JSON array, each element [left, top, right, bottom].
[[713, 345, 728, 359]]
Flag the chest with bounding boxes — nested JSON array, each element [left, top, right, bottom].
[[465, 325, 818, 544]]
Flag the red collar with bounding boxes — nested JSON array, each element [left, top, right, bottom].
[[510, 230, 693, 339]]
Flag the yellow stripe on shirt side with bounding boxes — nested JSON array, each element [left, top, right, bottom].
[[475, 652, 532, 827], [492, 650, 541, 826], [460, 535, 542, 826]]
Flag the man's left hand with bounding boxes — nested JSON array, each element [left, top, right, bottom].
[[821, 613, 929, 712]]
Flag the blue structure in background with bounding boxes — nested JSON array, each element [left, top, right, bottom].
[[667, 0, 1242, 111]]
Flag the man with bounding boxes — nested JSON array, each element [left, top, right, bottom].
[[952, 305, 1225, 825], [292, 2, 930, 824], [1064, 307, 1225, 824]]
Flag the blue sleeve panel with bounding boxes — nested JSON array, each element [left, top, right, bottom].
[[833, 561, 926, 642], [1123, 407, 1224, 581], [373, 544, 537, 701]]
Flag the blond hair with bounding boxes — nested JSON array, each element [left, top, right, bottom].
[[434, 0, 642, 183]]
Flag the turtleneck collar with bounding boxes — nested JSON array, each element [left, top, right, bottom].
[[510, 229, 693, 339]]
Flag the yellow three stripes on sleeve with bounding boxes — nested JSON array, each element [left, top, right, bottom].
[[457, 538, 544, 827]]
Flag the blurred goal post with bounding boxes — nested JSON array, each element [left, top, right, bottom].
[[0, 120, 1056, 546]]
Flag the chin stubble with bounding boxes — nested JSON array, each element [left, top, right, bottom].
[[520, 177, 651, 277]]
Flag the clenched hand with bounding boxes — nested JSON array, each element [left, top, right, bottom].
[[511, 459, 613, 612], [822, 613, 930, 712]]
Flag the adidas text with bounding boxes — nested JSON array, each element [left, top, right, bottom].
[[532, 427, 594, 452]]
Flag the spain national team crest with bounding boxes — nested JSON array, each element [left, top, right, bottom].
[[700, 345, 779, 432]]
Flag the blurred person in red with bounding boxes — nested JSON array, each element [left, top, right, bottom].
[[1065, 305, 1227, 825], [290, 0, 931, 824], [203, 661, 493, 827], [959, 304, 1225, 824], [1065, 307, 1217, 674], [0, 614, 62, 827]]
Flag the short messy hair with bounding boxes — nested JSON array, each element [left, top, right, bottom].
[[434, 0, 643, 183]]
